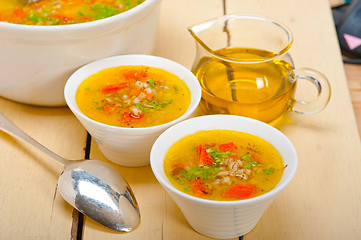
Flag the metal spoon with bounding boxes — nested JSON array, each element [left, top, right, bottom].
[[0, 113, 140, 232]]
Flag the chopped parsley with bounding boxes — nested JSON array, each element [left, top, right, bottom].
[[148, 98, 173, 110], [172, 165, 220, 182], [173, 85, 179, 94], [149, 78, 155, 88], [206, 148, 235, 163], [263, 167, 275, 175], [242, 154, 262, 167]]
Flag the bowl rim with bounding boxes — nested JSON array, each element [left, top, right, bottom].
[[0, 0, 161, 32], [150, 114, 298, 206], [64, 54, 202, 132]]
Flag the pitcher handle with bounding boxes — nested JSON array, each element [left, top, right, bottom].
[[291, 68, 331, 114]]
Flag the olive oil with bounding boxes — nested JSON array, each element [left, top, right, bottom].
[[192, 48, 296, 123]]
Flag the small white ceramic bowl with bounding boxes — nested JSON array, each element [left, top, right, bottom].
[[0, 0, 161, 106], [64, 54, 201, 167], [150, 115, 298, 239]]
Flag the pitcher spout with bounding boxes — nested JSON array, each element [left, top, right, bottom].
[[188, 14, 293, 63]]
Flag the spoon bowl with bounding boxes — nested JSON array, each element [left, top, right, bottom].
[[0, 113, 140, 232]]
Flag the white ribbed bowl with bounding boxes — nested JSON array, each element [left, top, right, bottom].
[[64, 54, 201, 167], [150, 115, 298, 239], [0, 0, 161, 106]]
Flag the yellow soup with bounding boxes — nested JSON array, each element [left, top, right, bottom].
[[0, 0, 144, 25], [164, 130, 284, 201], [76, 65, 191, 128]]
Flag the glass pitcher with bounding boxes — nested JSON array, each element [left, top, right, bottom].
[[188, 14, 331, 124]]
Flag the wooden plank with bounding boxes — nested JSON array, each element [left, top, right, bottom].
[[0, 97, 88, 239], [345, 63, 361, 137], [225, 0, 361, 239]]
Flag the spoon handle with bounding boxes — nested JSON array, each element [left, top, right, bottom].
[[0, 113, 72, 166]]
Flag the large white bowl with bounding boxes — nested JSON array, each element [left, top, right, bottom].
[[64, 54, 202, 167], [0, 0, 161, 106], [150, 115, 298, 239]]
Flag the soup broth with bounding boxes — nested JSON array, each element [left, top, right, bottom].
[[76, 65, 191, 128], [192, 47, 296, 124], [0, 0, 144, 25], [164, 130, 284, 201]]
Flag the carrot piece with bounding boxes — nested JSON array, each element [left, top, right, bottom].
[[219, 142, 238, 159], [121, 110, 145, 123], [129, 89, 142, 97], [193, 179, 206, 196], [52, 14, 64, 19], [100, 83, 129, 93], [12, 8, 26, 23], [145, 91, 155, 101], [13, 8, 26, 18], [223, 184, 256, 198], [0, 12, 3, 21], [123, 70, 148, 80], [198, 145, 213, 166], [103, 105, 116, 114]]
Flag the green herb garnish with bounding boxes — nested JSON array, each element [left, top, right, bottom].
[[173, 85, 179, 94], [263, 167, 275, 175], [206, 148, 236, 163], [149, 78, 155, 88], [90, 3, 120, 20], [173, 165, 219, 182]]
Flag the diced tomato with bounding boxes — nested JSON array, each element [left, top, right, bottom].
[[223, 184, 256, 198], [193, 179, 206, 196], [103, 105, 117, 114], [123, 70, 148, 80], [219, 142, 238, 159], [100, 83, 129, 93], [121, 110, 145, 123], [198, 145, 213, 166], [219, 142, 236, 152]]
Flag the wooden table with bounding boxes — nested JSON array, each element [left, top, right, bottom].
[[1, 0, 361, 239]]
